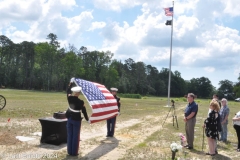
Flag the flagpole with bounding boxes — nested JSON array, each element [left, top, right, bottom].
[[167, 1, 174, 107]]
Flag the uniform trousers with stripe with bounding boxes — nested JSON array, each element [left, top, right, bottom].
[[67, 117, 81, 156], [107, 116, 116, 136]]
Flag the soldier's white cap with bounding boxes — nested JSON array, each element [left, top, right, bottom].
[[71, 86, 82, 92], [110, 88, 118, 92]]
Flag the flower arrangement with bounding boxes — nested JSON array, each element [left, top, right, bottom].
[[170, 142, 182, 152], [179, 133, 187, 146]]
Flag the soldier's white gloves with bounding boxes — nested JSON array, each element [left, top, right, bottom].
[[118, 112, 121, 116], [88, 120, 91, 124], [70, 77, 75, 83]]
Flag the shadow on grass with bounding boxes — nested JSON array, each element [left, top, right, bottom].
[[62, 137, 120, 160], [184, 149, 232, 160], [212, 154, 232, 160]]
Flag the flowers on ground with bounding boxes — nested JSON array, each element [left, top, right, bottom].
[[179, 133, 187, 146], [170, 142, 182, 152]]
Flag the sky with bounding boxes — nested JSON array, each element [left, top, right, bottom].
[[0, 0, 240, 89]]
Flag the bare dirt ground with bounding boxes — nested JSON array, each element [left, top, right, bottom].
[[0, 115, 165, 160], [1, 106, 239, 160]]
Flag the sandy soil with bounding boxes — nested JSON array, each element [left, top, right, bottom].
[[0, 115, 165, 160]]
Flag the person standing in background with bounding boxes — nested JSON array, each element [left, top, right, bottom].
[[219, 98, 230, 142], [106, 87, 121, 137], [204, 100, 221, 156], [183, 93, 198, 149], [233, 111, 240, 152]]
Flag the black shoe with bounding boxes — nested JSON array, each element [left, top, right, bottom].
[[106, 135, 113, 137], [184, 144, 189, 148], [68, 154, 79, 156], [186, 146, 193, 149], [215, 151, 218, 154]]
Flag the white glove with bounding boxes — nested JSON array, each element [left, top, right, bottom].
[[118, 112, 121, 116], [88, 120, 91, 124], [70, 77, 75, 83]]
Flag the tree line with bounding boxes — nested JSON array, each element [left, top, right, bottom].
[[0, 33, 240, 99]]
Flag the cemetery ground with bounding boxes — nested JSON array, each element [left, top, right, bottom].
[[0, 89, 240, 160]]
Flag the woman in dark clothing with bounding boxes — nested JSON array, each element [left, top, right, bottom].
[[66, 82, 89, 156], [204, 100, 220, 156]]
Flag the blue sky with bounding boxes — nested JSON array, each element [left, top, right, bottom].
[[0, 0, 240, 89]]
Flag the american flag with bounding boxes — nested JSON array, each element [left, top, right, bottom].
[[74, 78, 118, 124], [164, 7, 173, 16]]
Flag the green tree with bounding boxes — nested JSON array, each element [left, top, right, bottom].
[[217, 80, 234, 99], [0, 35, 14, 86]]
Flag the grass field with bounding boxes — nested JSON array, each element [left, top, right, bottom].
[[0, 89, 240, 160]]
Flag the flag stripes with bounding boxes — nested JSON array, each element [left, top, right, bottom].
[[74, 78, 118, 123]]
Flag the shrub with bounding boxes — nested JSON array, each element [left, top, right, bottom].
[[118, 93, 142, 99], [182, 97, 187, 102]]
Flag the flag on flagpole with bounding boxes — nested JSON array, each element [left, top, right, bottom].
[[165, 20, 172, 25], [74, 78, 119, 124], [164, 7, 173, 16]]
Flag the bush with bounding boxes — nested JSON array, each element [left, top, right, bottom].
[[182, 97, 187, 102], [118, 93, 142, 99]]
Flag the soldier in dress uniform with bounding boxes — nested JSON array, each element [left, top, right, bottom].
[[106, 87, 121, 137], [65, 79, 90, 156]]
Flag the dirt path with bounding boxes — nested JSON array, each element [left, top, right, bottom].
[[0, 106, 183, 160], [0, 115, 167, 160]]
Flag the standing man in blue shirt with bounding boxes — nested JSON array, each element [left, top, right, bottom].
[[184, 93, 198, 149]]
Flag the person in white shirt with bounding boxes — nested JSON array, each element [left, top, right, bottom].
[[233, 111, 240, 152]]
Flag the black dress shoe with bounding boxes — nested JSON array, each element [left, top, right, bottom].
[[186, 146, 193, 149], [184, 144, 189, 148], [106, 135, 113, 137]]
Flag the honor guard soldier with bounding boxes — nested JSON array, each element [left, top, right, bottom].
[[106, 87, 121, 137], [65, 79, 90, 156]]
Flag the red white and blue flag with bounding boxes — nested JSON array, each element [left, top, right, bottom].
[[74, 78, 118, 124], [164, 7, 173, 16]]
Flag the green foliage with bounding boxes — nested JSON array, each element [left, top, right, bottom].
[[0, 33, 239, 99], [233, 85, 240, 97], [181, 97, 187, 102], [174, 98, 179, 101], [118, 93, 142, 99], [137, 142, 147, 148]]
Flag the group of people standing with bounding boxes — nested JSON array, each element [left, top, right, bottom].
[[184, 93, 240, 157], [63, 77, 240, 157], [65, 80, 120, 156]]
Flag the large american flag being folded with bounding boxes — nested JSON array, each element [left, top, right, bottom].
[[74, 78, 118, 124]]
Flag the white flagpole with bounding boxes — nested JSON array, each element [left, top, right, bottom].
[[167, 1, 174, 107]]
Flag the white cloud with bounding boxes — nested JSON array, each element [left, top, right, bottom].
[[1, 0, 240, 86], [204, 67, 215, 73], [92, 0, 143, 12], [221, 0, 240, 17], [88, 22, 106, 31]]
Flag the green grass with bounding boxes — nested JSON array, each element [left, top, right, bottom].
[[0, 89, 240, 160]]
